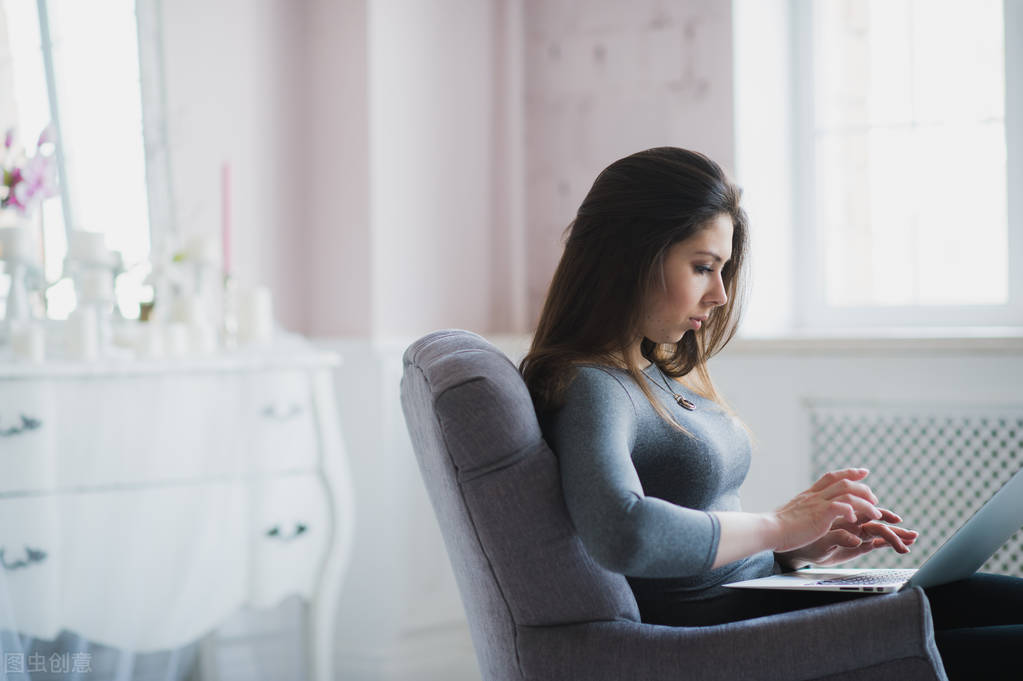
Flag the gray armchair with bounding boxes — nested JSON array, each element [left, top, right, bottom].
[[400, 329, 947, 681]]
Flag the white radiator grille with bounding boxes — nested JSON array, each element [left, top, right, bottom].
[[807, 401, 1023, 577]]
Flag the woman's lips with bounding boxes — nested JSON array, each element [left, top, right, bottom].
[[689, 318, 702, 329]]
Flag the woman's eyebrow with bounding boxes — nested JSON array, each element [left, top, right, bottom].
[[693, 250, 727, 262]]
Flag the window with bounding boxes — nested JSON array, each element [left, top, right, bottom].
[[2, 0, 156, 319], [734, 0, 1022, 335]]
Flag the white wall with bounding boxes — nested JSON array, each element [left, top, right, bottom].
[[712, 339, 1023, 512], [323, 335, 479, 681]]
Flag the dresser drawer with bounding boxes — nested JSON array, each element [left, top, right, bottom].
[[0, 494, 61, 637], [0, 381, 59, 492], [0, 376, 248, 492], [248, 473, 329, 608], [0, 480, 249, 651], [0, 369, 321, 494], [239, 370, 319, 473]]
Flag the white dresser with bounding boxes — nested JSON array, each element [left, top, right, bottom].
[[0, 337, 354, 681]]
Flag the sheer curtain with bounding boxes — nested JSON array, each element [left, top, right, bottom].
[[0, 630, 200, 681], [0, 352, 313, 681]]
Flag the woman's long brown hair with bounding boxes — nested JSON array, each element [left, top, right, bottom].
[[519, 146, 754, 442]]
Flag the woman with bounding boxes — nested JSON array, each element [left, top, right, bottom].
[[519, 146, 1022, 680]]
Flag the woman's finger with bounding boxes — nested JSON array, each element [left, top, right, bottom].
[[825, 528, 863, 548], [826, 500, 857, 524], [891, 526, 919, 543], [859, 520, 918, 536], [832, 493, 882, 522], [877, 507, 903, 524], [861, 522, 911, 553], [828, 537, 883, 564], [820, 477, 879, 505], [808, 468, 870, 493], [861, 521, 918, 543]]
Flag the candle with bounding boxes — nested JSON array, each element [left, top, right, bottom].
[[0, 226, 37, 262], [77, 269, 114, 303], [237, 285, 274, 346], [135, 322, 164, 359], [66, 307, 99, 361], [164, 322, 190, 357], [68, 231, 111, 266], [171, 295, 203, 325], [11, 322, 45, 363], [221, 161, 231, 276], [189, 320, 218, 355]]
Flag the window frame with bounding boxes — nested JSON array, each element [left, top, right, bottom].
[[788, 0, 1023, 332]]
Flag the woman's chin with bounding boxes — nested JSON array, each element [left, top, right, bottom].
[[648, 331, 688, 345]]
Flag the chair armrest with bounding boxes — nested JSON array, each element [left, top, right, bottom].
[[516, 587, 947, 681]]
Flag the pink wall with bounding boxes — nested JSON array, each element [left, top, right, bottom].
[[368, 0, 497, 337], [522, 0, 736, 328], [304, 0, 372, 337], [158, 0, 736, 339], [159, 0, 306, 330]]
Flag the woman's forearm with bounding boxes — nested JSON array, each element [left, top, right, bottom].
[[709, 511, 783, 570]]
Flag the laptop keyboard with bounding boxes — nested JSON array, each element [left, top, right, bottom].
[[816, 569, 917, 586]]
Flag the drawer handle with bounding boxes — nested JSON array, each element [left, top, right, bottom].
[[265, 522, 309, 541], [260, 404, 304, 421], [1, 546, 47, 571], [0, 414, 43, 437]]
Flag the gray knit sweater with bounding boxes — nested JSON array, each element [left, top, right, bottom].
[[539, 363, 777, 604]]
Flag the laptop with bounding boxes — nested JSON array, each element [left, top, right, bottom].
[[724, 464, 1023, 594]]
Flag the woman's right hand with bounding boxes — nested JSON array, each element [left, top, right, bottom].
[[766, 468, 884, 553]]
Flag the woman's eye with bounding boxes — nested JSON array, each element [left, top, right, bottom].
[[695, 265, 714, 274]]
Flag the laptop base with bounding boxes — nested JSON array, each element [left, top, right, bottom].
[[724, 568, 917, 594]]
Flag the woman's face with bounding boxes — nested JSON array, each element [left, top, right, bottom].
[[638, 213, 734, 344]]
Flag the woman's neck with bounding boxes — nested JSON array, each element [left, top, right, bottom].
[[611, 343, 652, 370]]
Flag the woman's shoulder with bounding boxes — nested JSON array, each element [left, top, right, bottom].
[[568, 361, 630, 383], [543, 362, 639, 433], [561, 362, 640, 406]]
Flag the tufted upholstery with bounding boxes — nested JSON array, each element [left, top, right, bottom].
[[400, 329, 948, 681]]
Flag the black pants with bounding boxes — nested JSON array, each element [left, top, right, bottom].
[[637, 573, 1023, 681]]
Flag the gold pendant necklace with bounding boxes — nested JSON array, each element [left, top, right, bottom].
[[644, 365, 697, 411]]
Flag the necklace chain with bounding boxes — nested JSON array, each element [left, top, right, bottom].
[[643, 365, 697, 411]]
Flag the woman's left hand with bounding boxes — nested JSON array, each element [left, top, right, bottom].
[[775, 508, 919, 569]]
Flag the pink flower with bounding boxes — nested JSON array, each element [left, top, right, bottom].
[[9, 156, 56, 214], [36, 124, 54, 148], [0, 125, 59, 217]]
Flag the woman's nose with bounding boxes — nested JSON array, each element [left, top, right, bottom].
[[707, 274, 728, 307]]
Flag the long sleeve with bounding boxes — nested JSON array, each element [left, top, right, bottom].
[[545, 367, 721, 578]]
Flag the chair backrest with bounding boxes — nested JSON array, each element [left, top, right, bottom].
[[400, 330, 640, 680]]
